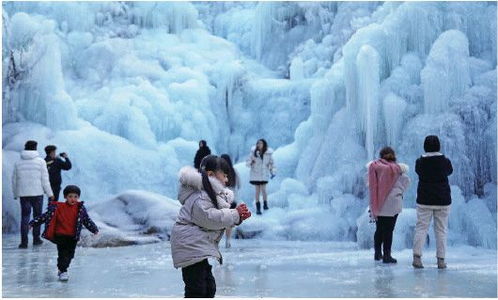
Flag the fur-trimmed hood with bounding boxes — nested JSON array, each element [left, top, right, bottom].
[[177, 166, 233, 207]]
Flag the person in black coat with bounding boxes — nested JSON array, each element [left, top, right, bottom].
[[194, 140, 211, 170], [44, 145, 72, 201], [412, 135, 453, 269]]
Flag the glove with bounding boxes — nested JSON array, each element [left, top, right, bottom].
[[236, 203, 251, 220]]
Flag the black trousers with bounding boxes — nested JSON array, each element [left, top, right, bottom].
[[181, 259, 216, 298], [55, 235, 77, 272], [374, 214, 398, 254], [51, 184, 61, 202]]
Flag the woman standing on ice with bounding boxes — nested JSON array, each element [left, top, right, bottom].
[[246, 139, 275, 215], [220, 154, 240, 248], [194, 140, 211, 170], [368, 147, 410, 264], [171, 155, 251, 298], [412, 135, 453, 269]]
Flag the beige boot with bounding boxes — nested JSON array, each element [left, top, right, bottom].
[[412, 254, 424, 269], [437, 257, 447, 269]]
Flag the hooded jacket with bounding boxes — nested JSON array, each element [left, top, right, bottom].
[[12, 150, 54, 199], [170, 166, 240, 269], [246, 146, 275, 182]]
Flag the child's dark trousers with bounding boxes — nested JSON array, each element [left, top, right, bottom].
[[181, 259, 216, 298], [55, 235, 77, 272]]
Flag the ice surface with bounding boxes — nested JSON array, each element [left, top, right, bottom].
[[2, 236, 496, 297]]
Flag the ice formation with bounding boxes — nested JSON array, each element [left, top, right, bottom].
[[2, 2, 496, 250]]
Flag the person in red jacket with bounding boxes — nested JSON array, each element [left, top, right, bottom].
[[29, 185, 99, 281]]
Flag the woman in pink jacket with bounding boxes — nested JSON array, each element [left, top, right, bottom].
[[368, 147, 410, 264]]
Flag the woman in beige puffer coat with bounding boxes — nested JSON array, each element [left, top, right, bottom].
[[246, 139, 275, 215], [170, 155, 251, 298]]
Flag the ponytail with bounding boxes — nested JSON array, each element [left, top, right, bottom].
[[200, 154, 229, 209], [201, 170, 219, 209]]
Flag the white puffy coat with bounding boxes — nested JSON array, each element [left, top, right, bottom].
[[170, 166, 240, 269], [246, 146, 275, 182], [12, 150, 54, 199]]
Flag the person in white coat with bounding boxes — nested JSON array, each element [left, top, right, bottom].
[[12, 140, 54, 248], [171, 155, 251, 298], [246, 139, 275, 215]]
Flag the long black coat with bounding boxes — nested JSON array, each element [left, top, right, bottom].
[[194, 147, 211, 169], [415, 154, 453, 206]]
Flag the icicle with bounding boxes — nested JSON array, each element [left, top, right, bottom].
[[421, 30, 471, 114], [383, 92, 407, 147], [6, 13, 77, 130], [290, 57, 305, 80], [250, 2, 276, 61], [356, 45, 380, 161]]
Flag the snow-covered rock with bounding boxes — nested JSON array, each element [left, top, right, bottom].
[[80, 190, 180, 247]]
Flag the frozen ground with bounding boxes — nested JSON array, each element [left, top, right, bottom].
[[2, 234, 496, 297]]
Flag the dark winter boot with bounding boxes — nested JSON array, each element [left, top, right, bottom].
[[33, 239, 43, 246], [374, 233, 382, 261], [382, 251, 397, 264], [18, 243, 28, 249], [263, 201, 269, 210], [256, 202, 262, 215], [374, 250, 383, 261]]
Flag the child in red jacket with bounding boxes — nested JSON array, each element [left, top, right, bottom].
[[30, 185, 99, 281]]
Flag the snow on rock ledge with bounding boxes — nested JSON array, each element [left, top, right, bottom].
[[79, 190, 180, 247]]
